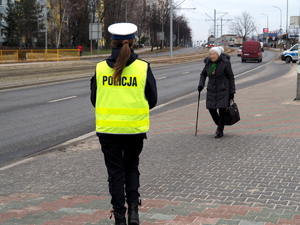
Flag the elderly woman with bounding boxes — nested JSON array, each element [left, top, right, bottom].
[[198, 47, 236, 138]]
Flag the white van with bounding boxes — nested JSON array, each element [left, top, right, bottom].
[[281, 44, 298, 63]]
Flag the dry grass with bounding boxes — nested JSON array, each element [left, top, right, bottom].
[[138, 46, 182, 55]]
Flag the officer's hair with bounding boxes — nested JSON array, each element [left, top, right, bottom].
[[111, 39, 135, 84]]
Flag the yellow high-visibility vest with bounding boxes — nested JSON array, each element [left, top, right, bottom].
[[95, 59, 150, 134]]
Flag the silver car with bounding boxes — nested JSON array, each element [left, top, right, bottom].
[[237, 46, 242, 57]]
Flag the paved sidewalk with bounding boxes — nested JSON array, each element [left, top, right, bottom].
[[0, 64, 300, 224]]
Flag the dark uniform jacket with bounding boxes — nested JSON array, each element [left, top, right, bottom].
[[90, 48, 158, 137], [199, 53, 236, 109]]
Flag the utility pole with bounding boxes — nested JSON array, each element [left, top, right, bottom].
[[170, 0, 173, 58], [220, 17, 232, 39], [221, 18, 223, 38], [286, 0, 289, 47], [169, 1, 195, 58], [178, 21, 180, 46], [262, 13, 269, 44], [206, 10, 228, 45], [214, 9, 216, 39]]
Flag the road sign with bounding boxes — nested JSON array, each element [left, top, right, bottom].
[[157, 32, 164, 41], [263, 28, 269, 33], [89, 23, 102, 40]]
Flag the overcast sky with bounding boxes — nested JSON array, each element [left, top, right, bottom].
[[178, 0, 300, 43]]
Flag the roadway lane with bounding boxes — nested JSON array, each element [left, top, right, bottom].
[[0, 50, 289, 165]]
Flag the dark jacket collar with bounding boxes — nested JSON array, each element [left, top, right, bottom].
[[106, 48, 138, 68]]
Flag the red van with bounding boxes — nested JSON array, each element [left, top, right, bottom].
[[241, 41, 262, 63]]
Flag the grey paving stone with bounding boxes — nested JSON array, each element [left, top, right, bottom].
[[150, 213, 176, 220], [215, 218, 241, 225], [240, 221, 265, 225]]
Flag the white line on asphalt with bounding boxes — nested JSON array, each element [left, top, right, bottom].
[[157, 77, 167, 80], [182, 72, 190, 74], [235, 61, 273, 78], [48, 96, 77, 103]]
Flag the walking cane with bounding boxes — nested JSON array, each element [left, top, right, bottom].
[[195, 92, 201, 136]]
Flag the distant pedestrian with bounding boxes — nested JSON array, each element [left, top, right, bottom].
[[197, 47, 236, 138], [283, 44, 287, 50], [90, 23, 157, 225], [78, 45, 83, 57]]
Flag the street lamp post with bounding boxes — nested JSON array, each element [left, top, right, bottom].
[[273, 6, 282, 49], [286, 0, 289, 48], [262, 13, 269, 44]]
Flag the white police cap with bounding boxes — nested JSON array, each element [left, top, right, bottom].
[[108, 23, 138, 40]]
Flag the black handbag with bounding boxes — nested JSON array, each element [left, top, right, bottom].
[[224, 101, 240, 126]]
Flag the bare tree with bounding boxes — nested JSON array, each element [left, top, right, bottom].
[[230, 11, 254, 41]]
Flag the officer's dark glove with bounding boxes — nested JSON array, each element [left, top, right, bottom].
[[229, 93, 234, 100], [198, 86, 204, 93]]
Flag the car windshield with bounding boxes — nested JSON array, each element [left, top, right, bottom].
[[291, 45, 298, 51], [239, 47, 242, 50]]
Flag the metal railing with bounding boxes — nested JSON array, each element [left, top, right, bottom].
[[0, 49, 80, 64]]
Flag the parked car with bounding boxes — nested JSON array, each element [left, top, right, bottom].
[[241, 41, 262, 63], [237, 46, 242, 57], [281, 44, 298, 63]]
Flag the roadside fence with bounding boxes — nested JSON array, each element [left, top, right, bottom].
[[0, 49, 80, 64]]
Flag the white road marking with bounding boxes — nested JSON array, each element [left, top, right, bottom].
[[48, 96, 77, 103], [157, 77, 167, 80], [182, 72, 190, 74], [235, 61, 272, 78]]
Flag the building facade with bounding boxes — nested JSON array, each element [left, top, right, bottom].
[[290, 16, 300, 26]]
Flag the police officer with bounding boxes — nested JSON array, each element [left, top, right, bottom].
[[90, 23, 157, 225]]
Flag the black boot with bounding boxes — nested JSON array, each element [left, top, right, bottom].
[[128, 203, 140, 225], [215, 125, 224, 138], [113, 212, 127, 225]]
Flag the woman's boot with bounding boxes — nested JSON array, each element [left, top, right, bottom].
[[215, 125, 224, 138], [128, 203, 139, 225], [113, 212, 127, 225]]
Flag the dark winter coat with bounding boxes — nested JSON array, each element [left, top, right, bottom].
[[198, 53, 236, 109]]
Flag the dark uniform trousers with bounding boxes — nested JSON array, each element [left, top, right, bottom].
[[209, 108, 226, 130], [99, 134, 144, 215]]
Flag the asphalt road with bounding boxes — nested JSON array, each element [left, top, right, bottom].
[[0, 50, 289, 165]]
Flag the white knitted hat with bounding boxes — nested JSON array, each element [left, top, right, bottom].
[[209, 47, 221, 56]]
